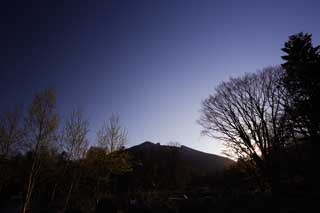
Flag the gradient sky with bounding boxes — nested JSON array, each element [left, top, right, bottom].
[[1, 0, 320, 155]]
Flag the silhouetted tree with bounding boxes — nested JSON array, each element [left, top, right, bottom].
[[0, 109, 24, 195], [282, 32, 320, 195], [281, 32, 320, 141], [97, 113, 127, 154], [64, 109, 89, 161], [167, 141, 181, 147], [22, 89, 59, 213], [86, 114, 131, 206], [0, 109, 24, 159], [199, 67, 290, 193], [62, 109, 89, 212]]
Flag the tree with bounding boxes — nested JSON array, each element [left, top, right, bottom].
[[281, 32, 320, 141], [97, 113, 127, 154], [62, 109, 89, 212], [198, 67, 290, 192], [282, 32, 320, 194], [167, 141, 181, 147], [63, 109, 89, 160], [0, 109, 24, 159], [22, 89, 59, 213], [0, 109, 24, 194], [87, 114, 130, 205]]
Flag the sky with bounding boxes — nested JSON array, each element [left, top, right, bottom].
[[1, 0, 320, 155]]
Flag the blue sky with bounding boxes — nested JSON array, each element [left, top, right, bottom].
[[1, 0, 320, 155]]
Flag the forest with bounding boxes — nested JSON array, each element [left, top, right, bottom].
[[1, 32, 320, 212]]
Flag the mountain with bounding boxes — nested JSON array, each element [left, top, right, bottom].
[[127, 141, 233, 173], [120, 141, 234, 190]]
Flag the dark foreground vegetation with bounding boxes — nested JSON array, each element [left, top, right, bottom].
[[1, 32, 320, 212]]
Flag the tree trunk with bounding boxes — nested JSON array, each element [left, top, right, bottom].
[[49, 183, 58, 204], [63, 182, 74, 213], [21, 156, 38, 213]]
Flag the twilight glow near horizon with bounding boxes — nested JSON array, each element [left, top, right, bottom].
[[1, 0, 320, 155]]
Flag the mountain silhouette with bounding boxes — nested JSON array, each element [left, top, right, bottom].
[[118, 141, 234, 190]]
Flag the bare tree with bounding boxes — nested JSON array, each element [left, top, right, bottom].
[[198, 67, 290, 191], [167, 141, 181, 147], [90, 113, 129, 205], [64, 109, 89, 160], [0, 109, 24, 159], [97, 113, 127, 154], [0, 109, 24, 194], [62, 109, 89, 212], [22, 89, 59, 213]]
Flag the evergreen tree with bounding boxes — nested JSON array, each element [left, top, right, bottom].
[[281, 32, 320, 141]]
